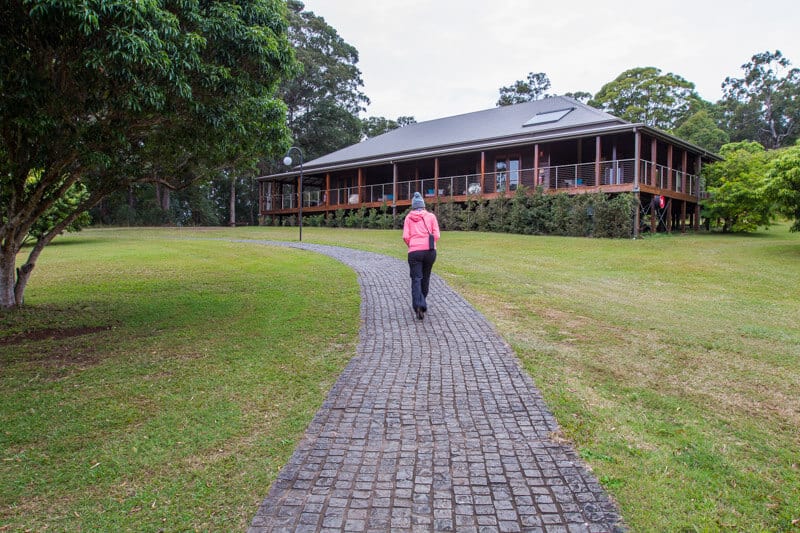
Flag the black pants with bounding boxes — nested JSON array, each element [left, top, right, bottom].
[[408, 249, 436, 311]]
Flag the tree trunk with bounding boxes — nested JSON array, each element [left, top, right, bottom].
[[229, 176, 236, 227], [0, 245, 19, 309], [155, 183, 171, 211]]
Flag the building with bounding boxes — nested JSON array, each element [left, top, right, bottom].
[[257, 96, 720, 235]]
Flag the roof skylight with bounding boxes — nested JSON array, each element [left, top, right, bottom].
[[523, 107, 574, 127]]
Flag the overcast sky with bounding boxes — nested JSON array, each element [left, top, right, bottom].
[[302, 0, 800, 122]]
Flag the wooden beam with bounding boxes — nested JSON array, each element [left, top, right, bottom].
[[651, 195, 657, 234], [694, 155, 702, 230], [392, 163, 398, 218], [434, 158, 440, 201], [325, 173, 330, 207], [667, 144, 673, 191], [533, 144, 540, 186], [650, 138, 658, 187], [480, 151, 486, 193], [594, 136, 601, 186], [666, 199, 673, 233], [681, 151, 688, 194], [681, 199, 687, 233], [634, 130, 641, 189], [358, 167, 364, 202]]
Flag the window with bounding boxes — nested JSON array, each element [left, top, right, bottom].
[[282, 183, 294, 209], [495, 157, 520, 192]]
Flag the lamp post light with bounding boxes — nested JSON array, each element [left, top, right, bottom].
[[283, 147, 304, 242]]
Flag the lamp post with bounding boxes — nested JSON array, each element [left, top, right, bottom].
[[283, 147, 304, 241]]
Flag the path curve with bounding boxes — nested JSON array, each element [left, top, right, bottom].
[[247, 241, 622, 532]]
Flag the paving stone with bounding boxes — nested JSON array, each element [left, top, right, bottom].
[[246, 242, 623, 532]]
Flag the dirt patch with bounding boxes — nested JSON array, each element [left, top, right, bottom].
[[0, 325, 112, 346]]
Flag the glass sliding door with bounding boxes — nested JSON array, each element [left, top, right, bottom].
[[495, 156, 520, 192]]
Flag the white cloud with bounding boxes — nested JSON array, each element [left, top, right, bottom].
[[304, 0, 800, 122]]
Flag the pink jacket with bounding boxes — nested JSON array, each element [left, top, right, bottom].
[[403, 209, 440, 252]]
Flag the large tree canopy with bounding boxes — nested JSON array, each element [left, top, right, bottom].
[[278, 0, 368, 161], [674, 110, 730, 154], [361, 116, 416, 139], [701, 141, 775, 233], [589, 67, 703, 131], [719, 50, 800, 149], [767, 140, 800, 231], [0, 0, 296, 308], [496, 72, 552, 106]]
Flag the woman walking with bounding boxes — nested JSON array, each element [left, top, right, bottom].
[[403, 192, 440, 320]]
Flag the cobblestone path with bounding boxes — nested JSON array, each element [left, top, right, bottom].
[[248, 242, 622, 532]]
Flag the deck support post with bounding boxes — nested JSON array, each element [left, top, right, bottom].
[[632, 130, 640, 239], [594, 136, 601, 185], [667, 199, 673, 233], [694, 155, 702, 230], [325, 173, 330, 207], [358, 167, 364, 203], [392, 163, 398, 221], [667, 144, 674, 192], [681, 200, 687, 233], [651, 195, 657, 234], [650, 138, 658, 187], [434, 158, 440, 206], [681, 151, 688, 194], [533, 144, 540, 187], [480, 152, 486, 194]]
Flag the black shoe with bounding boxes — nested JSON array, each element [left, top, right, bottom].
[[416, 308, 424, 320]]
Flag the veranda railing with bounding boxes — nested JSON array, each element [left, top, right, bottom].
[[262, 158, 701, 211]]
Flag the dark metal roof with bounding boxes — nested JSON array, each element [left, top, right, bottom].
[[311, 96, 620, 167], [263, 96, 720, 180]]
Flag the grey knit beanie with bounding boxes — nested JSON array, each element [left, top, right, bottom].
[[411, 192, 425, 209]]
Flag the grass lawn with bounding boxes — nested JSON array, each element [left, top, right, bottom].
[[2, 224, 799, 531], [1, 231, 360, 531]]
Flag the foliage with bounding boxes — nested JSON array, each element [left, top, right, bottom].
[[91, 178, 242, 227], [702, 141, 775, 232], [674, 110, 730, 153], [719, 50, 800, 149], [434, 190, 634, 238], [361, 116, 416, 139], [592, 193, 637, 238], [22, 174, 92, 244], [0, 0, 296, 307], [278, 0, 368, 162], [496, 72, 552, 106], [767, 140, 800, 231], [589, 67, 704, 131], [563, 91, 593, 104]]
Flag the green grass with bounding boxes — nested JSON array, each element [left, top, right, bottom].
[[1, 232, 360, 531], [3, 224, 800, 531]]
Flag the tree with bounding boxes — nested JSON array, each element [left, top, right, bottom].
[[279, 0, 369, 161], [589, 67, 703, 131], [361, 116, 417, 139], [701, 141, 775, 232], [564, 91, 593, 104], [497, 72, 552, 106], [1, 0, 296, 308], [767, 140, 800, 231], [719, 50, 800, 149], [674, 110, 730, 153]]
